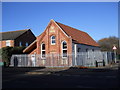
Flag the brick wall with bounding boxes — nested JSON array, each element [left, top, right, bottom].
[[36, 21, 72, 54], [0, 40, 14, 48]]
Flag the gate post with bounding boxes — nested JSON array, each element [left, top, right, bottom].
[[74, 44, 77, 66], [95, 60, 98, 67], [103, 60, 105, 66]]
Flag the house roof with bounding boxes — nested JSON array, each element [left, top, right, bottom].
[[23, 32, 45, 53], [0, 29, 29, 41], [23, 40, 37, 53], [55, 21, 99, 47]]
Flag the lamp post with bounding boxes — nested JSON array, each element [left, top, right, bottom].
[[112, 45, 117, 63]]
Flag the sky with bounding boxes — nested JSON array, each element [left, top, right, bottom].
[[2, 2, 118, 41]]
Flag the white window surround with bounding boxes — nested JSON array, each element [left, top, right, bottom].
[[61, 41, 67, 58], [6, 40, 11, 46], [41, 43, 46, 59], [26, 42, 29, 47], [74, 44, 77, 66], [19, 42, 22, 47], [51, 36, 56, 45]]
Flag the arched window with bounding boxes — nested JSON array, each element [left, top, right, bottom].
[[62, 41, 67, 58], [41, 43, 46, 58], [51, 36, 56, 45]]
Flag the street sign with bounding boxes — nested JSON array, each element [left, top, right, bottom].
[[113, 46, 117, 50], [112, 46, 117, 63]]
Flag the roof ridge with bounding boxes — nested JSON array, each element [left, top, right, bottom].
[[0, 29, 29, 33], [0, 29, 30, 41]]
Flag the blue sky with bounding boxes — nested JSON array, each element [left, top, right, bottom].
[[2, 2, 118, 41]]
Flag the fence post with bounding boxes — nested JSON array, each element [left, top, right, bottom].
[[95, 60, 98, 67], [68, 54, 70, 67], [103, 60, 105, 66], [52, 54, 53, 67]]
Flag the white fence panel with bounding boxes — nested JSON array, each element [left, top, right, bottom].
[[10, 51, 114, 67]]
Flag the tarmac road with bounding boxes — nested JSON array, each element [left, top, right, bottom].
[[2, 65, 120, 88]]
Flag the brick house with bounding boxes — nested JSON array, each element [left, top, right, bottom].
[[23, 19, 100, 67], [0, 29, 36, 48]]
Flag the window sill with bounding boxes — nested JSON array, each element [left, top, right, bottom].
[[41, 58, 46, 60], [51, 44, 56, 45], [62, 57, 67, 59]]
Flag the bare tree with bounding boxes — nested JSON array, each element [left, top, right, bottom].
[[98, 36, 119, 54]]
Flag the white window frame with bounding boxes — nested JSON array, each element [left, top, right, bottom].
[[6, 40, 11, 46], [51, 36, 56, 45], [19, 42, 22, 47], [62, 41, 67, 58], [26, 42, 29, 47], [41, 43, 46, 59]]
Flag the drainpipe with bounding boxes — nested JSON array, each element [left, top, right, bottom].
[[69, 36, 72, 67], [74, 44, 77, 66], [34, 52, 36, 67]]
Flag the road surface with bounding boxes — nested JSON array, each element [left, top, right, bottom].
[[2, 65, 120, 88]]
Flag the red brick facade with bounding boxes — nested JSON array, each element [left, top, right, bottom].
[[36, 20, 72, 55], [0, 40, 14, 48], [25, 20, 73, 66]]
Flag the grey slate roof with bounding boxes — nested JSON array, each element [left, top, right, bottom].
[[0, 29, 29, 41]]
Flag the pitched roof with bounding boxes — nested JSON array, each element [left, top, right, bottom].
[[23, 32, 45, 53], [23, 20, 99, 53], [0, 29, 29, 41], [23, 40, 37, 53], [55, 21, 99, 47]]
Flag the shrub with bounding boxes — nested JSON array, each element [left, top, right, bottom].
[[0, 46, 26, 66]]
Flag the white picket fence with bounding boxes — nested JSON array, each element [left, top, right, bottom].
[[10, 51, 114, 67]]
